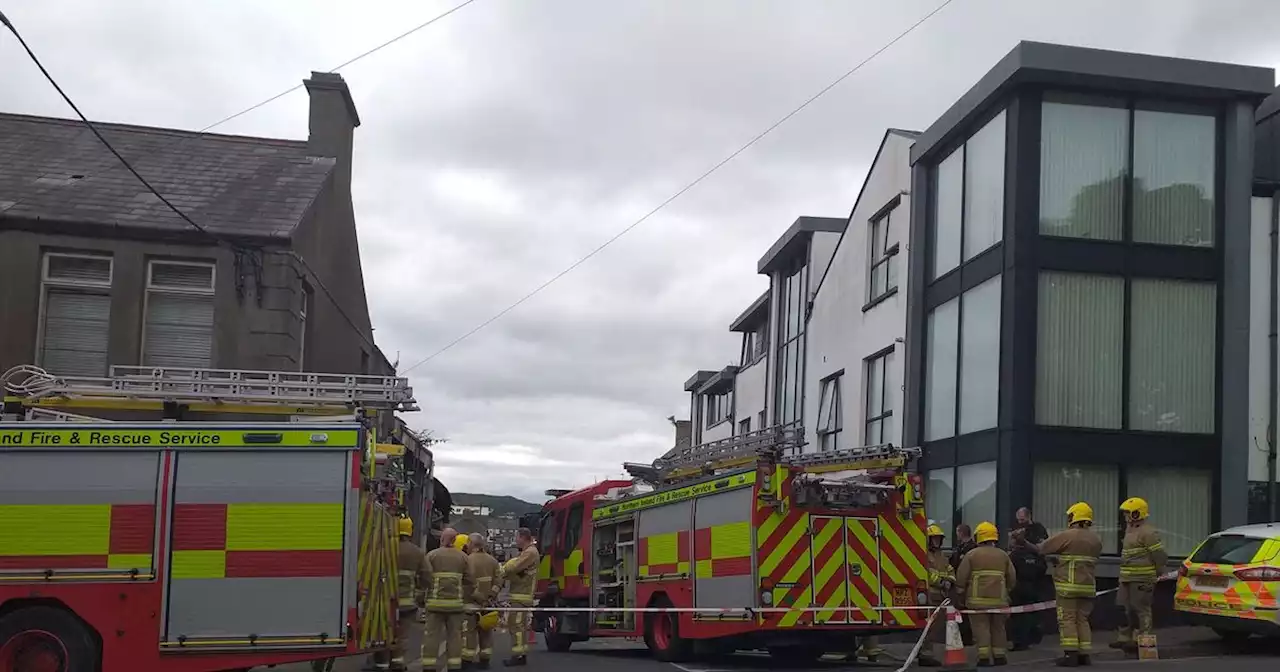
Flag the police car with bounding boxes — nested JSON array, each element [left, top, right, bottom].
[[1174, 524, 1280, 640]]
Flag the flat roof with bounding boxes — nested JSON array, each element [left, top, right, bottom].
[[729, 290, 770, 332], [683, 370, 717, 392], [696, 366, 739, 395], [912, 41, 1276, 165], [756, 216, 846, 275], [1259, 86, 1280, 123]]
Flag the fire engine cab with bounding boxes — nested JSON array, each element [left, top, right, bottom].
[[522, 427, 928, 664]]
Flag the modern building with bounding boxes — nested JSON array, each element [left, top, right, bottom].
[[1250, 85, 1280, 523], [0, 71, 390, 378], [902, 42, 1275, 561]]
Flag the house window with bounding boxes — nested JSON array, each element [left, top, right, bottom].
[[741, 322, 767, 367], [932, 109, 1007, 279], [817, 373, 842, 452], [300, 281, 314, 371], [143, 260, 215, 369], [868, 207, 899, 301], [757, 411, 766, 432], [38, 252, 113, 376], [865, 349, 895, 446], [1040, 94, 1216, 247], [738, 418, 751, 435], [1036, 272, 1216, 433], [1034, 462, 1209, 557], [775, 262, 806, 425], [925, 275, 1002, 441], [705, 391, 732, 428]]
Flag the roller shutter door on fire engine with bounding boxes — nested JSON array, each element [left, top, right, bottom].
[[0, 450, 160, 577], [637, 500, 693, 580], [163, 448, 353, 643], [692, 488, 754, 610]]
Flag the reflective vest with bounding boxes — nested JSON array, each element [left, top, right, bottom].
[[396, 538, 429, 610], [957, 544, 1016, 610], [424, 546, 473, 612], [1120, 523, 1167, 584], [1040, 527, 1103, 598]]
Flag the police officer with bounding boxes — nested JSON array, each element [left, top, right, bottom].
[[423, 528, 476, 672], [501, 527, 540, 667], [918, 524, 955, 668], [956, 521, 1016, 667], [1035, 502, 1103, 667], [465, 533, 503, 670], [1112, 498, 1167, 656], [377, 517, 428, 671]]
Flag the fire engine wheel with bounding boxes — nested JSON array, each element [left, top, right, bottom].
[[643, 596, 691, 663], [0, 606, 98, 672]]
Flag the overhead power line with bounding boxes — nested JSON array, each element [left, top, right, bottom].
[[397, 0, 959, 376]]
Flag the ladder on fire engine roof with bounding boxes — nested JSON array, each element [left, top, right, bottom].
[[0, 364, 419, 418], [626, 424, 921, 485]]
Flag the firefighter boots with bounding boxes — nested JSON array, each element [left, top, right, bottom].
[[502, 655, 527, 667]]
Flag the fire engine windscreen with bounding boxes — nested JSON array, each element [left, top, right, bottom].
[[791, 470, 897, 510]]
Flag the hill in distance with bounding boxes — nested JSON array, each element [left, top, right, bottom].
[[452, 493, 543, 517]]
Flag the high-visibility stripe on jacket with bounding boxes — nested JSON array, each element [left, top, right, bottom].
[[1120, 523, 1167, 584], [503, 544, 540, 606], [956, 544, 1016, 610], [468, 550, 503, 605], [926, 549, 955, 603], [424, 546, 474, 612], [396, 538, 429, 610], [1040, 527, 1103, 598]]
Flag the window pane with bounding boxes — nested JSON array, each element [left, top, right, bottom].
[[866, 418, 881, 445], [886, 254, 898, 293], [957, 462, 997, 531], [1129, 279, 1216, 433], [963, 109, 1006, 260], [41, 289, 110, 376], [926, 467, 955, 546], [46, 255, 111, 284], [871, 263, 887, 298], [781, 343, 795, 424], [867, 356, 884, 420], [1133, 110, 1215, 247], [933, 148, 963, 279], [959, 276, 1002, 434], [1037, 272, 1124, 428], [1128, 467, 1211, 557], [872, 217, 886, 259], [1039, 100, 1127, 240], [925, 298, 960, 440], [882, 350, 897, 446], [151, 262, 214, 290], [144, 293, 213, 368], [1033, 463, 1120, 554]]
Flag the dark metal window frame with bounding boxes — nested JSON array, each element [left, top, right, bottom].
[[817, 369, 844, 452], [773, 257, 808, 426], [864, 347, 895, 445], [740, 321, 768, 368], [704, 390, 733, 429], [867, 196, 902, 308]]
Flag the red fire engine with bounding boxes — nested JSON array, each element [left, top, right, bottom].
[[521, 428, 928, 664], [0, 365, 419, 672]]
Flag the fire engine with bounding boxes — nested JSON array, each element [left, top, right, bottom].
[[521, 427, 929, 663], [0, 364, 422, 672]]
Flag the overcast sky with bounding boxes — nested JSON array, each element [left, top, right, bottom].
[[3, 0, 1278, 503]]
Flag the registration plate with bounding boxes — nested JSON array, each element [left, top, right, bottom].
[[893, 586, 913, 606], [1195, 575, 1229, 589]]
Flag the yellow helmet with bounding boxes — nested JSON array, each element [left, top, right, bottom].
[[1119, 497, 1149, 521], [926, 524, 945, 538], [1066, 502, 1093, 525], [974, 521, 999, 544], [478, 610, 500, 631], [454, 535, 471, 551], [397, 517, 413, 537]]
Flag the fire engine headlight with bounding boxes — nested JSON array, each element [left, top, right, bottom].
[[760, 591, 773, 606], [917, 591, 928, 605]]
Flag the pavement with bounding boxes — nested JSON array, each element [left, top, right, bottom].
[[271, 625, 1279, 672]]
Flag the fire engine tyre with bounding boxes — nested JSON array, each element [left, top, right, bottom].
[[644, 596, 692, 663], [544, 633, 574, 653], [0, 605, 99, 672], [765, 645, 825, 666]]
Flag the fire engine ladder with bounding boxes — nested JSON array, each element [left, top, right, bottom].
[[0, 364, 418, 419]]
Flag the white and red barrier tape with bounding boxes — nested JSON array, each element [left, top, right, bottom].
[[481, 570, 1179, 616]]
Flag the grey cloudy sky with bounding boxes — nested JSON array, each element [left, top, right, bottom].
[[3, 0, 1278, 502]]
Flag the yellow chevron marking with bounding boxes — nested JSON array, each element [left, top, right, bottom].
[[760, 514, 807, 578]]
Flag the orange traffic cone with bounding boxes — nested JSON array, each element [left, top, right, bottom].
[[943, 606, 972, 670]]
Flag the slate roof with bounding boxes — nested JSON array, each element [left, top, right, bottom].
[[0, 112, 336, 238]]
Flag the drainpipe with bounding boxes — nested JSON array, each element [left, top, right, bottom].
[[1271, 192, 1279, 522]]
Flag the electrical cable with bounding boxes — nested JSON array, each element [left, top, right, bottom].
[[397, 0, 959, 375]]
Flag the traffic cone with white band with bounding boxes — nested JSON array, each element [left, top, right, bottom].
[[943, 606, 972, 670]]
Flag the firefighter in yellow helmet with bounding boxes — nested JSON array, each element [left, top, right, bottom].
[[463, 533, 503, 669], [422, 528, 476, 671], [1112, 498, 1166, 655], [501, 527, 540, 667], [956, 521, 1016, 666], [376, 517, 429, 671], [456, 533, 473, 553], [913, 524, 955, 667], [1031, 502, 1103, 667]]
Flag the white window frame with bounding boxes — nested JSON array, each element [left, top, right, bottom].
[[36, 252, 114, 371], [141, 259, 216, 366]]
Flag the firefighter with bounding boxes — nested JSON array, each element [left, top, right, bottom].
[[456, 533, 473, 553], [956, 521, 1016, 667], [1111, 498, 1167, 656], [422, 528, 476, 672], [375, 517, 429, 671], [501, 527, 540, 667], [1035, 502, 1103, 667], [918, 524, 955, 668], [464, 533, 503, 670]]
